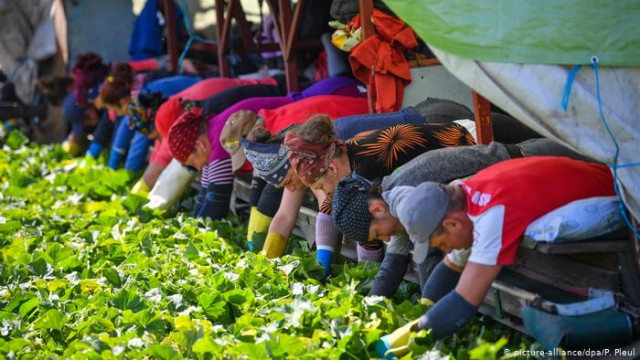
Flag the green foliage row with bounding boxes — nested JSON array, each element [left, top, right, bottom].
[[0, 129, 533, 359]]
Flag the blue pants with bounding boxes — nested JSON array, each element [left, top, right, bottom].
[[108, 117, 151, 171]]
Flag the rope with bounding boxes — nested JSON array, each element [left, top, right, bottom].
[[177, 0, 217, 74], [589, 57, 640, 239]]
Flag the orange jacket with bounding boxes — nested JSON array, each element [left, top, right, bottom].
[[349, 10, 417, 113]]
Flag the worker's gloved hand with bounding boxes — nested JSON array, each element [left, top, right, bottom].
[[62, 140, 81, 157], [316, 212, 342, 277], [370, 253, 410, 297], [131, 179, 150, 198], [85, 142, 103, 159], [247, 207, 273, 252], [146, 159, 197, 210], [417, 291, 478, 340], [421, 260, 461, 306], [262, 232, 288, 259], [197, 183, 233, 220], [375, 319, 420, 359]]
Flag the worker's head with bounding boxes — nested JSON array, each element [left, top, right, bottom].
[[167, 112, 210, 170], [128, 91, 166, 140], [62, 93, 100, 138], [422, 184, 472, 255], [219, 110, 261, 173], [284, 115, 350, 194], [332, 175, 403, 245], [37, 75, 74, 106], [388, 182, 471, 263], [243, 125, 305, 192], [99, 63, 134, 116], [72, 52, 108, 106]]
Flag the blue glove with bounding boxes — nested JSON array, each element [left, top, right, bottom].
[[85, 142, 103, 159], [197, 183, 233, 221], [418, 291, 477, 340], [191, 186, 206, 217]]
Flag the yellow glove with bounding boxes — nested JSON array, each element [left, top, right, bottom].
[[262, 232, 288, 259], [375, 319, 420, 359], [131, 179, 150, 197], [62, 140, 81, 157], [420, 298, 435, 307]]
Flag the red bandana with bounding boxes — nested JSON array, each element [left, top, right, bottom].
[[284, 132, 345, 186], [168, 112, 202, 163]]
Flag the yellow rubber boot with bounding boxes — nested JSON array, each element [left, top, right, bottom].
[[262, 232, 288, 259], [247, 207, 273, 251], [131, 179, 150, 198]]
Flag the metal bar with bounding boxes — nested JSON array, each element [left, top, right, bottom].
[[278, 0, 298, 92], [215, 0, 230, 76], [472, 91, 494, 144], [163, 0, 179, 72], [284, 0, 304, 61]]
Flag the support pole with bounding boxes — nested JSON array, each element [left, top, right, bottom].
[[215, 0, 230, 77], [472, 91, 494, 144], [277, 0, 298, 92], [163, 0, 179, 73], [359, 0, 375, 113]]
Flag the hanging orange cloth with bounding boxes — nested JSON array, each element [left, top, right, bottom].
[[348, 10, 417, 113]]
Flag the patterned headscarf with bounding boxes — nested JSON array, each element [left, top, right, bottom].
[[242, 137, 290, 186], [168, 112, 203, 163], [332, 174, 373, 244], [284, 131, 346, 186], [128, 91, 166, 135]]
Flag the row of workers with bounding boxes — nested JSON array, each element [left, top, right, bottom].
[[59, 44, 615, 358]]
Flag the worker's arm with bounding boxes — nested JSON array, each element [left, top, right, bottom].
[[369, 232, 412, 297], [420, 256, 463, 305], [418, 262, 501, 339], [261, 188, 305, 258]]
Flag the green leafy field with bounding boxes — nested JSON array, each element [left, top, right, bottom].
[[0, 129, 533, 359]]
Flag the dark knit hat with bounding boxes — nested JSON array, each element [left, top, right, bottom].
[[332, 174, 373, 244]]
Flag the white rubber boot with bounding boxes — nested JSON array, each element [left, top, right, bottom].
[[146, 158, 196, 210]]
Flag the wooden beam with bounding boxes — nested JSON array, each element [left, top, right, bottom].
[[277, 0, 298, 92], [472, 91, 494, 144], [265, 0, 283, 47], [358, 0, 375, 39], [408, 56, 440, 68], [284, 0, 305, 61], [358, 0, 375, 113], [231, 0, 256, 53], [163, 0, 179, 72], [215, 0, 230, 76]]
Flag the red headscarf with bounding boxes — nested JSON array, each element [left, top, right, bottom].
[[284, 132, 347, 186], [155, 97, 203, 138], [168, 112, 202, 163]]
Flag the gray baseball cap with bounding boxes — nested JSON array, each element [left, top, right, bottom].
[[390, 182, 451, 263]]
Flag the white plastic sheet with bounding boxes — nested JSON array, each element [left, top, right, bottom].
[[431, 46, 640, 221]]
